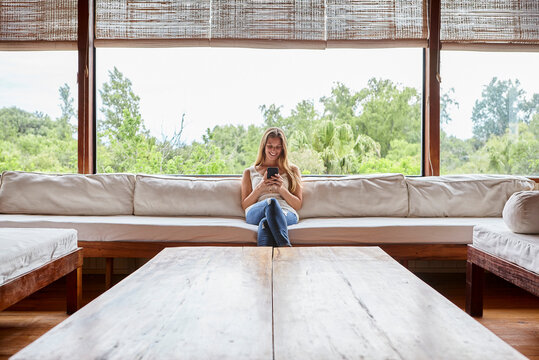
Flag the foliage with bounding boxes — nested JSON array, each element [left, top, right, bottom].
[[472, 78, 528, 143], [1, 69, 536, 177], [0, 99, 77, 173], [441, 78, 538, 175]]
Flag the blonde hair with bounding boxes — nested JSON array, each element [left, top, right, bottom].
[[255, 127, 301, 193]]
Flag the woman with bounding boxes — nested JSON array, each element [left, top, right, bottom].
[[241, 127, 302, 247]]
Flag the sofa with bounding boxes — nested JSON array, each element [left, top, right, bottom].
[[0, 169, 534, 250], [0, 171, 535, 282]]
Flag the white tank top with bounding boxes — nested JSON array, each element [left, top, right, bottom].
[[245, 166, 299, 220]]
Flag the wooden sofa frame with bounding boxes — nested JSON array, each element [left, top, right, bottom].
[[465, 245, 539, 317], [80, 241, 467, 288], [0, 249, 83, 314]]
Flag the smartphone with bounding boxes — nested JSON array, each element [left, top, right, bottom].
[[267, 167, 279, 179]]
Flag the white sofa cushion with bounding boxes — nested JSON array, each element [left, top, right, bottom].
[[502, 191, 539, 234], [289, 217, 503, 245], [0, 171, 135, 216], [0, 228, 78, 286], [474, 223, 539, 274], [0, 214, 257, 244], [0, 214, 503, 247], [407, 175, 535, 217], [134, 175, 244, 217], [298, 174, 408, 219]]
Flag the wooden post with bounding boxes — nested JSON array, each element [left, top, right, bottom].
[[77, 0, 95, 174], [66, 266, 82, 314], [105, 258, 114, 289], [465, 261, 484, 317], [423, 0, 441, 176]]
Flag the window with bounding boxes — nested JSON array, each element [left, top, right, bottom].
[[440, 51, 539, 176], [0, 51, 78, 173], [96, 47, 422, 175]]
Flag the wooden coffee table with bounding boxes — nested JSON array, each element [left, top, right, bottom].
[[272, 247, 526, 359], [13, 247, 273, 360], [13, 247, 525, 359]]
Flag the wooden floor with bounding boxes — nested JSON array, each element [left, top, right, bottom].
[[1, 272, 538, 359]]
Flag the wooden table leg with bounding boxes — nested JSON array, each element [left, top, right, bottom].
[[466, 260, 484, 317], [105, 258, 114, 290]]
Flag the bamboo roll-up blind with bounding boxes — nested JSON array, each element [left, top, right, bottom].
[[441, 0, 539, 45], [4, 0, 538, 48], [95, 0, 425, 46], [326, 0, 427, 42], [96, 0, 210, 40], [0, 0, 77, 44], [211, 0, 325, 41]]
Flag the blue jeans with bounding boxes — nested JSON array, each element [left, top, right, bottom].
[[245, 198, 298, 247]]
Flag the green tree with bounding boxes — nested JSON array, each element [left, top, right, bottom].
[[472, 78, 528, 143], [312, 121, 380, 174], [354, 78, 421, 157], [0, 107, 54, 140], [441, 87, 459, 126], [99, 67, 142, 135], [0, 106, 77, 173], [484, 120, 539, 175], [97, 68, 164, 173], [320, 82, 363, 126], [203, 124, 263, 173], [260, 104, 284, 129], [57, 83, 76, 140]]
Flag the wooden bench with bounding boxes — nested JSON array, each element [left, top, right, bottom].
[[13, 247, 525, 359], [466, 245, 538, 317], [0, 228, 82, 314]]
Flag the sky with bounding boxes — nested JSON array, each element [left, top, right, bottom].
[[1, 48, 538, 144]]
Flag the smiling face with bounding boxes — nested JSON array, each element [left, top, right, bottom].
[[264, 136, 283, 163]]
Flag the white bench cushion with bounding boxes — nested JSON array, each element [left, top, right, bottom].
[[0, 215, 505, 246], [474, 223, 539, 274], [0, 215, 257, 244], [289, 217, 504, 245], [0, 228, 78, 286]]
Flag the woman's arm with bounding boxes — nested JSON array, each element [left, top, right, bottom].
[[241, 168, 267, 210], [275, 166, 303, 211]]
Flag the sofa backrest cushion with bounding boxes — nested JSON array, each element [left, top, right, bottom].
[[134, 175, 244, 217], [0, 171, 135, 215], [407, 175, 535, 217], [298, 173, 408, 219]]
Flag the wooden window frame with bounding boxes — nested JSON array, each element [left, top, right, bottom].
[[76, 0, 537, 178], [77, 0, 95, 174]]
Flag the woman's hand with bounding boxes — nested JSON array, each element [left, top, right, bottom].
[[270, 174, 285, 194], [254, 170, 283, 194], [252, 170, 277, 194]]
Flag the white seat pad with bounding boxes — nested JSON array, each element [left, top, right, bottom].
[[474, 223, 539, 274], [0, 215, 508, 247], [0, 228, 78, 286], [289, 217, 504, 245], [0, 215, 257, 244]]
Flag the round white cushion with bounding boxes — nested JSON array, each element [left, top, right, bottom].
[[502, 191, 539, 234]]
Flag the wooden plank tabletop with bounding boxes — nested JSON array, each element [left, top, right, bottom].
[[272, 247, 527, 360], [13, 247, 273, 360]]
